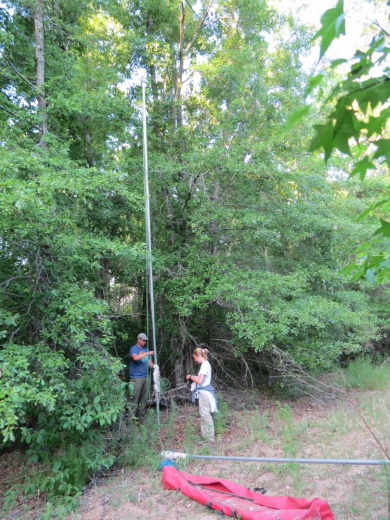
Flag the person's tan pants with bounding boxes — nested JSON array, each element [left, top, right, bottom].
[[198, 392, 215, 442]]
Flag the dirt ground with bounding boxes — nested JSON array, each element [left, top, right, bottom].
[[1, 387, 389, 520]]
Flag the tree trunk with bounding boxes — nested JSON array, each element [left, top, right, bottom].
[[174, 2, 185, 128], [211, 181, 220, 255], [33, 0, 48, 144]]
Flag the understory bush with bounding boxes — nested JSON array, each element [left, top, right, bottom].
[[0, 341, 128, 500]]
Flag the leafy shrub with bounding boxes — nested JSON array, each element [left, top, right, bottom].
[[0, 340, 127, 499]]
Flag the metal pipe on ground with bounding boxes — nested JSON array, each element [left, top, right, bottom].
[[161, 451, 390, 466]]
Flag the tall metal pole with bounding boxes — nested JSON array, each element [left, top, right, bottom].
[[142, 81, 160, 426]]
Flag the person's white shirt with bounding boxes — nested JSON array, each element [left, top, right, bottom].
[[196, 360, 217, 413], [198, 360, 211, 387]]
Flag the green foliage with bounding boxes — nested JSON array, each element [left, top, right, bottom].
[[237, 409, 271, 445], [311, 0, 390, 283], [0, 2, 147, 498], [0, 341, 126, 496]]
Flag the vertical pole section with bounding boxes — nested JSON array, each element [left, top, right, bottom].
[[142, 81, 160, 426]]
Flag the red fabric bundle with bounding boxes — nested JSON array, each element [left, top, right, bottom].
[[162, 466, 335, 520]]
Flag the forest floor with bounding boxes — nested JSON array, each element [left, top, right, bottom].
[[1, 385, 389, 520]]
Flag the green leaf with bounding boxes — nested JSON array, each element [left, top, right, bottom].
[[373, 139, 390, 166], [373, 219, 390, 238], [332, 127, 352, 155], [358, 198, 389, 220], [365, 109, 390, 138], [379, 258, 390, 269], [52, 459, 62, 472], [354, 77, 390, 112], [314, 0, 345, 59], [306, 74, 324, 94], [330, 59, 347, 69], [286, 106, 310, 129], [309, 122, 334, 160], [358, 199, 389, 220], [340, 262, 358, 276], [350, 157, 376, 181]]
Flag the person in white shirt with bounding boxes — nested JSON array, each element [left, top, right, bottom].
[[186, 348, 217, 443]]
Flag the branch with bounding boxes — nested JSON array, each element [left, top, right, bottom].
[[347, 8, 390, 38], [0, 276, 30, 288], [181, 172, 202, 211], [1, 52, 36, 88], [0, 105, 41, 132], [184, 0, 214, 55]]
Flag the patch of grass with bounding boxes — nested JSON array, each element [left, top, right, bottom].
[[324, 405, 357, 436], [339, 358, 390, 390], [38, 502, 69, 520], [161, 400, 178, 447], [2, 484, 21, 512], [183, 416, 197, 455], [336, 466, 390, 520], [274, 402, 307, 480], [116, 411, 161, 470], [276, 403, 302, 458], [380, 465, 390, 520], [235, 409, 272, 451], [214, 392, 230, 435], [291, 470, 305, 496], [3, 383, 390, 520]]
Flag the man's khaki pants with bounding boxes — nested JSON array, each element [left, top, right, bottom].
[[130, 377, 147, 419]]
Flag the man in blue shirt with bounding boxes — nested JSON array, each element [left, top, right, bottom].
[[129, 333, 154, 419]]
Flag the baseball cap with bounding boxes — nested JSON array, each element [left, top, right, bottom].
[[138, 333, 148, 341]]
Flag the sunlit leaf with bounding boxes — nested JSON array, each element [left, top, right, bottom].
[[354, 77, 390, 112], [306, 74, 324, 93], [309, 122, 334, 160], [330, 59, 347, 69], [351, 157, 376, 181], [373, 219, 390, 237], [373, 139, 390, 166], [286, 106, 310, 129], [314, 0, 345, 59]]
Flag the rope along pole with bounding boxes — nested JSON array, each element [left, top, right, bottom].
[[161, 451, 390, 466], [142, 81, 160, 426]]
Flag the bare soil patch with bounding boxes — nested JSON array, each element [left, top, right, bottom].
[[1, 387, 389, 520]]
